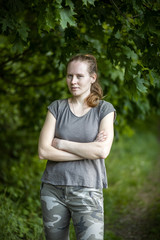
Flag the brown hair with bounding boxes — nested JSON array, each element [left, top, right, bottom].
[[67, 54, 103, 107]]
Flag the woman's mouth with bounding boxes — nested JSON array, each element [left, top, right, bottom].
[[71, 87, 79, 91]]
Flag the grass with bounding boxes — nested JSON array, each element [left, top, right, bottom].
[[103, 121, 160, 239], [69, 120, 160, 239]]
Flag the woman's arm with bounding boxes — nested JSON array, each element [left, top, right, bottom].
[[38, 111, 83, 161], [53, 111, 115, 160]]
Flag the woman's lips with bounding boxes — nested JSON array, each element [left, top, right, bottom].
[[71, 87, 79, 91]]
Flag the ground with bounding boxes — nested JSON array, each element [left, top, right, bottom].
[[113, 156, 160, 240]]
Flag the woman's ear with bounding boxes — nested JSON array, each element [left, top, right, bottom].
[[91, 73, 97, 84]]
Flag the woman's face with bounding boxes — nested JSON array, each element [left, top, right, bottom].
[[66, 61, 96, 98]]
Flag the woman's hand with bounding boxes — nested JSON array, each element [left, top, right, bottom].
[[52, 138, 62, 149], [53, 130, 106, 149], [95, 130, 107, 142], [52, 130, 107, 150]]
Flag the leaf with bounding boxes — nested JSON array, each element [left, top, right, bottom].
[[1, 17, 14, 32], [110, 68, 124, 81], [137, 60, 149, 71], [59, 9, 77, 29], [12, 38, 24, 53], [1, 18, 9, 32], [45, 7, 56, 30], [17, 22, 29, 42], [123, 46, 138, 61], [136, 77, 148, 94], [82, 0, 95, 6], [149, 70, 160, 87], [65, 0, 74, 11], [56, 0, 62, 6], [115, 30, 121, 39], [149, 70, 155, 87]]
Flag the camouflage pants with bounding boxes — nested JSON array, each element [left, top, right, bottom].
[[40, 183, 104, 240]]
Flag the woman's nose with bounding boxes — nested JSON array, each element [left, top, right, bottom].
[[71, 75, 77, 84]]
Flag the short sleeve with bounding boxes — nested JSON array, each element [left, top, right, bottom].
[[47, 100, 59, 119], [99, 100, 116, 121]]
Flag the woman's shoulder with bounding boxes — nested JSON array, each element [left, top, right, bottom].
[[47, 99, 68, 118], [48, 99, 68, 107], [49, 98, 67, 104], [98, 100, 116, 120], [99, 99, 115, 109]]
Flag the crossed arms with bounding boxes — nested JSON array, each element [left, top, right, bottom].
[[38, 111, 115, 161]]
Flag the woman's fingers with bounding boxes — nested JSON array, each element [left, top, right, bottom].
[[95, 131, 107, 142], [52, 138, 59, 148]]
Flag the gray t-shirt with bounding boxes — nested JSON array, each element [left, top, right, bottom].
[[41, 99, 116, 189]]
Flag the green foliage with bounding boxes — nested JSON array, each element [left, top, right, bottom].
[[0, 156, 45, 239], [0, 194, 44, 240], [0, 0, 160, 130], [103, 120, 160, 239]]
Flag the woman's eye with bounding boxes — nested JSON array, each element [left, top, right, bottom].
[[77, 75, 83, 79], [67, 75, 72, 79]]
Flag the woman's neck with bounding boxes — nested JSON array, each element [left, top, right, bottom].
[[71, 91, 91, 106], [71, 96, 85, 105]]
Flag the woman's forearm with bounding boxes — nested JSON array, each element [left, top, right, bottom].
[[55, 139, 112, 160], [52, 130, 113, 160], [38, 145, 83, 162], [61, 141, 104, 159]]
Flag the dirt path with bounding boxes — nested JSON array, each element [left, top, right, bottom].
[[113, 157, 160, 240]]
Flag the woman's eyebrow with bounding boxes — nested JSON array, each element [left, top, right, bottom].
[[67, 73, 84, 76], [77, 73, 84, 76]]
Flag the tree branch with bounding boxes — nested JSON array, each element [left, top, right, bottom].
[[110, 0, 144, 20], [0, 74, 63, 88], [0, 49, 30, 67], [110, 0, 127, 18], [7, 80, 58, 88]]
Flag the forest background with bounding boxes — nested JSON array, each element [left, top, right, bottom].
[[0, 0, 160, 239]]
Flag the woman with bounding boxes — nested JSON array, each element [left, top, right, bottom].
[[38, 54, 116, 240]]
